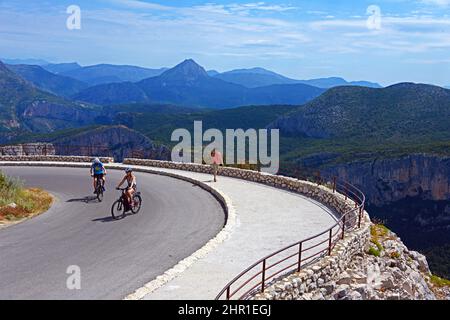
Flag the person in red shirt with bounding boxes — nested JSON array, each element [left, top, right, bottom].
[[210, 149, 223, 182]]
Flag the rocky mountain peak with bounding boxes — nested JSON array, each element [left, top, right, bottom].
[[160, 59, 209, 81]]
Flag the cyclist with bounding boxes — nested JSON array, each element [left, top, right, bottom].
[[90, 158, 107, 193], [116, 167, 137, 206]]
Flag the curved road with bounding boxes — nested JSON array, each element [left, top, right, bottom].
[[0, 166, 225, 299]]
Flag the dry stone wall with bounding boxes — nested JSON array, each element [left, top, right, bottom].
[[123, 159, 361, 226], [0, 155, 114, 163]]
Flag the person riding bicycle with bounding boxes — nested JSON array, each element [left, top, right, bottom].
[[90, 158, 107, 193], [116, 167, 137, 206]]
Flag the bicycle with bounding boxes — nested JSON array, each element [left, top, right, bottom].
[[111, 187, 142, 220], [93, 175, 105, 202]]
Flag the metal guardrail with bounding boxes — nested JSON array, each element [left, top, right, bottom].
[[215, 177, 366, 300]]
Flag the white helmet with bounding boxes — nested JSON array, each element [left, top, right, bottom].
[[93, 157, 101, 164]]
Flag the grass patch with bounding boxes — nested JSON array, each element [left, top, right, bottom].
[[371, 239, 384, 252], [429, 274, 450, 287], [368, 247, 381, 257], [0, 170, 53, 222], [367, 223, 391, 257], [370, 223, 389, 238]]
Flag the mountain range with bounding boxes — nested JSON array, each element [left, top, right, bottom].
[[213, 68, 382, 89], [2, 58, 387, 108], [2, 58, 50, 66], [6, 64, 89, 98], [73, 59, 326, 108], [0, 61, 99, 142], [42, 62, 82, 74], [58, 64, 169, 86]]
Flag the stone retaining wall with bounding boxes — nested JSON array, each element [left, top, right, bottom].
[[124, 159, 360, 227], [0, 155, 114, 163], [252, 215, 371, 300]]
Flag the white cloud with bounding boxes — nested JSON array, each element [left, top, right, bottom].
[[194, 2, 299, 16], [108, 0, 171, 10], [420, 0, 450, 7]]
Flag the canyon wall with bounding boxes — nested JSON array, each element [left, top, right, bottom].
[[319, 154, 449, 206]]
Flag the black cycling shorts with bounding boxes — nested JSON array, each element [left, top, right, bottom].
[[93, 173, 104, 179]]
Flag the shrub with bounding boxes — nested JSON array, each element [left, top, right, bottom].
[[368, 246, 381, 257], [0, 170, 52, 222], [0, 170, 24, 207]]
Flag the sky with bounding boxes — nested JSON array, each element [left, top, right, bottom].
[[1, 0, 450, 86]]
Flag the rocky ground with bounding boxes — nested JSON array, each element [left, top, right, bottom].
[[299, 224, 450, 300]]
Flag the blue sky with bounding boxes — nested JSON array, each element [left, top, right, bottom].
[[1, 0, 450, 86]]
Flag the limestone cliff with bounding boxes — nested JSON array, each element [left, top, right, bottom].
[[0, 143, 55, 156], [301, 153, 450, 277], [318, 154, 449, 206]]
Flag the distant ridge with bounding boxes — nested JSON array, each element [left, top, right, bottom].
[[0, 59, 100, 139], [2, 58, 50, 66], [75, 59, 325, 108], [61, 64, 168, 85], [42, 62, 82, 74], [213, 68, 381, 89], [7, 64, 88, 97], [271, 82, 450, 139]]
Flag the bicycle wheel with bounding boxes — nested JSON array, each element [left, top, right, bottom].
[[111, 200, 125, 219], [131, 195, 142, 214], [96, 187, 104, 202]]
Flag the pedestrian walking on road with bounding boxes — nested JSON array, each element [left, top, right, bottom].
[[210, 149, 223, 182]]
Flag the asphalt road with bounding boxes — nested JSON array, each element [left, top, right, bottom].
[[0, 166, 225, 300]]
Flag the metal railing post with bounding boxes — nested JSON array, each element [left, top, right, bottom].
[[226, 287, 230, 300], [328, 229, 332, 255], [332, 176, 336, 193], [261, 260, 266, 293], [297, 242, 302, 272], [341, 215, 346, 239], [358, 206, 362, 228]]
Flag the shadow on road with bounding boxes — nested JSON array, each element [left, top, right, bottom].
[[67, 196, 98, 203], [92, 216, 120, 223]]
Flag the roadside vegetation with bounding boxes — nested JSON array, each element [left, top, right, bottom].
[[368, 223, 392, 257], [0, 170, 52, 223], [430, 274, 450, 287]]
